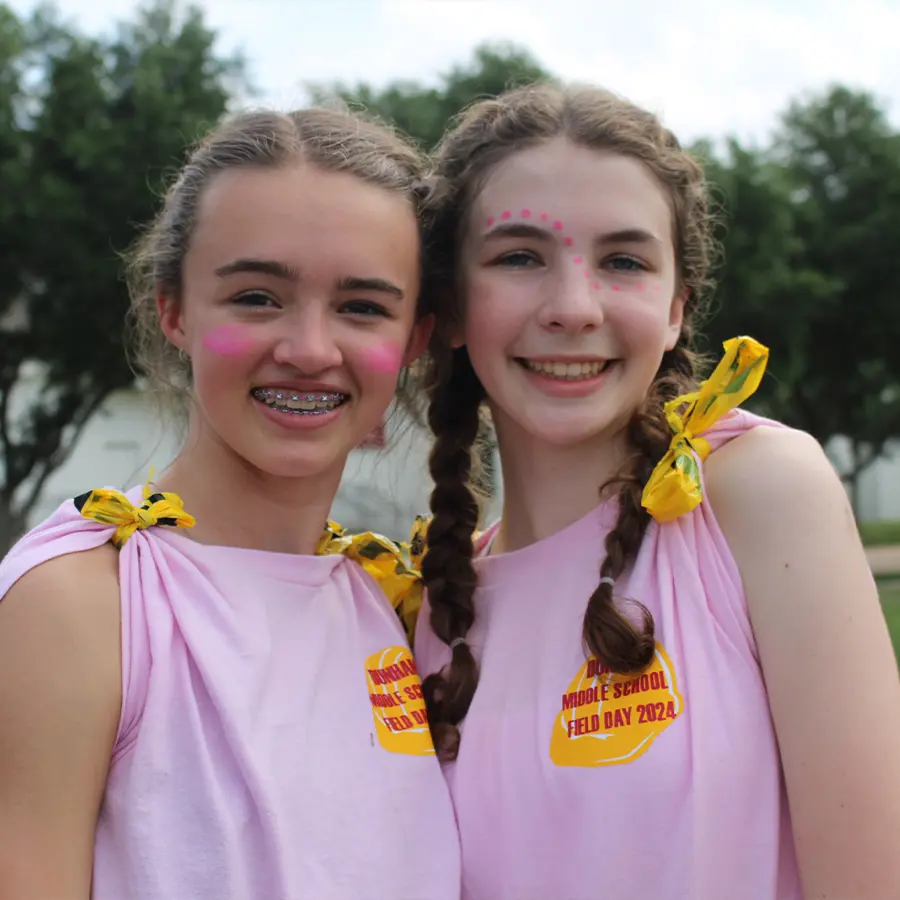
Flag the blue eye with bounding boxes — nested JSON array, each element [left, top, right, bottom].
[[341, 300, 390, 318], [234, 291, 278, 307], [606, 255, 646, 272], [494, 250, 541, 268]]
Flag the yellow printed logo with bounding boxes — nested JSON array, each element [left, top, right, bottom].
[[550, 643, 684, 767], [365, 646, 435, 756]]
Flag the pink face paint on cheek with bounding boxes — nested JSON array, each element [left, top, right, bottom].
[[540, 212, 549, 221], [572, 255, 584, 265], [592, 281, 600, 290], [500, 210, 512, 220], [553, 220, 564, 231], [564, 237, 573, 246], [487, 216, 495, 227], [201, 323, 258, 357], [361, 342, 403, 374], [521, 208, 532, 218]]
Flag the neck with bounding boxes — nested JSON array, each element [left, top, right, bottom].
[[155, 417, 346, 556], [490, 412, 630, 555]]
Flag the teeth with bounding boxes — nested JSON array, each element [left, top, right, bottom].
[[252, 389, 346, 415], [521, 360, 608, 380]]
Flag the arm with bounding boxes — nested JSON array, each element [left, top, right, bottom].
[[706, 425, 900, 900], [0, 545, 122, 900]]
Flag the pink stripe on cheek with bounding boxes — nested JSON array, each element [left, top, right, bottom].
[[361, 342, 403, 374], [201, 324, 258, 357]]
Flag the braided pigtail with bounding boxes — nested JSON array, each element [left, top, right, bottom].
[[582, 337, 699, 672], [420, 347, 486, 760]]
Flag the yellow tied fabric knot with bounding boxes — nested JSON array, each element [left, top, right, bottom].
[[317, 520, 424, 643], [74, 477, 196, 549], [641, 335, 770, 523]]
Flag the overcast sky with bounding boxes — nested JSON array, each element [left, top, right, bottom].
[[9, 0, 900, 145]]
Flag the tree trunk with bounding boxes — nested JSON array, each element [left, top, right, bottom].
[[0, 499, 25, 559], [846, 471, 861, 521], [847, 439, 866, 521]]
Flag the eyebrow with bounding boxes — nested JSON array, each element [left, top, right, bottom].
[[483, 222, 662, 245], [214, 258, 301, 280], [214, 261, 404, 299], [336, 275, 404, 300]]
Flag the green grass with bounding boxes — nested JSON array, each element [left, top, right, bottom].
[[860, 520, 900, 546], [880, 582, 900, 659]]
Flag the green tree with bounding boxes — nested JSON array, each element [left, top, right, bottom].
[[702, 87, 900, 511], [776, 86, 900, 507], [310, 41, 552, 150], [0, 0, 246, 553], [699, 137, 841, 421]]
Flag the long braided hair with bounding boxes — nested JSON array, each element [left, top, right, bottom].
[[418, 83, 717, 761]]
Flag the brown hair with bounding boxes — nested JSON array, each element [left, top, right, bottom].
[[418, 82, 716, 760], [124, 106, 429, 403]]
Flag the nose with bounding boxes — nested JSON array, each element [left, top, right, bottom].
[[538, 269, 604, 335], [271, 305, 343, 373]]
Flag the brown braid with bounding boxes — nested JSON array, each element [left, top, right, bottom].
[[418, 83, 717, 759], [420, 347, 485, 759], [584, 335, 700, 670]]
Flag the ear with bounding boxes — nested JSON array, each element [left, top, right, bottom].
[[403, 313, 434, 366], [665, 287, 688, 351], [157, 291, 186, 351]]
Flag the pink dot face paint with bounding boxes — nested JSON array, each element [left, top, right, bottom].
[[552, 220, 564, 231], [521, 209, 532, 218], [564, 237, 574, 247], [202, 323, 259, 357], [572, 256, 584, 265], [360, 342, 403, 375], [540, 213, 549, 221], [487, 217, 495, 227], [592, 281, 600, 290], [500, 210, 512, 220]]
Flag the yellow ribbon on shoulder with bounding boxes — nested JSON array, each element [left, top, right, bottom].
[[75, 472, 423, 639], [640, 335, 769, 523], [74, 476, 195, 549], [317, 520, 424, 642]]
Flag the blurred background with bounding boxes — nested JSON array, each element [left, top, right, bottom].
[[2, 0, 900, 642]]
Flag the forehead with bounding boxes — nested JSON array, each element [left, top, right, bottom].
[[187, 163, 419, 275], [471, 138, 672, 238]]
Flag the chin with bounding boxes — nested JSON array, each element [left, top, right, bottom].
[[239, 447, 351, 481], [513, 408, 629, 449]]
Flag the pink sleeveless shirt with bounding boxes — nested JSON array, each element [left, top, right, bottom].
[[415, 410, 802, 900], [0, 489, 460, 900]]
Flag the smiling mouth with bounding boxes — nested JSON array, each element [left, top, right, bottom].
[[517, 359, 613, 381], [251, 388, 348, 415]]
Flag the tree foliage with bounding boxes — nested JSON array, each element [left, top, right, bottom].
[[0, 0, 245, 551]]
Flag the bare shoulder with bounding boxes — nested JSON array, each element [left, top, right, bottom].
[[0, 544, 122, 898], [2, 542, 122, 651], [704, 424, 900, 897], [704, 423, 849, 533]]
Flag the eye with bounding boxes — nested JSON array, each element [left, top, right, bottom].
[[493, 250, 542, 269], [605, 254, 647, 273], [233, 290, 279, 307], [340, 300, 391, 318]]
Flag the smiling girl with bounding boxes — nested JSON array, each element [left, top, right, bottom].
[[0, 108, 459, 899], [412, 83, 900, 899]]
